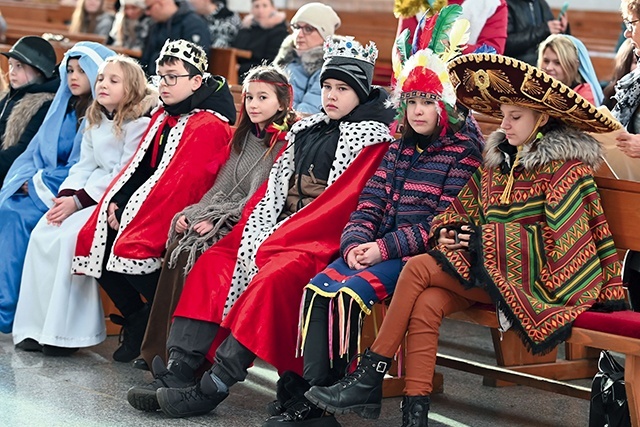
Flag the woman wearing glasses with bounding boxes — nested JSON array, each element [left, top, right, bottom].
[[273, 2, 341, 115], [232, 0, 288, 81]]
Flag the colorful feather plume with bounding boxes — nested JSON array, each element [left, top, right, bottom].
[[426, 4, 463, 55], [440, 18, 470, 63], [392, 29, 412, 83]]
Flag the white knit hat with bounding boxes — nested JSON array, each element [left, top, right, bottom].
[[120, 0, 146, 9], [291, 2, 341, 40]]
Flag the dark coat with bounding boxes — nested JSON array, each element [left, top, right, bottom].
[[140, 1, 212, 75], [0, 76, 60, 183], [232, 19, 288, 80], [504, 0, 559, 65]]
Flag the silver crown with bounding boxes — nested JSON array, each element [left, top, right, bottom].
[[323, 36, 378, 65]]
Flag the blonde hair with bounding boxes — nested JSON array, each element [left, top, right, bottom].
[[537, 34, 581, 85], [69, 0, 107, 34], [85, 55, 150, 137]]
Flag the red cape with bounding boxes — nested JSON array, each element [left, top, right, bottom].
[[173, 143, 390, 373]]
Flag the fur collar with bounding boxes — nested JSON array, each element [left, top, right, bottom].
[[123, 88, 158, 122], [2, 92, 55, 150], [483, 126, 603, 171], [274, 35, 330, 76]]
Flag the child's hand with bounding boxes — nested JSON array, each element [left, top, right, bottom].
[[175, 215, 189, 234], [354, 242, 382, 268], [438, 226, 472, 250], [46, 197, 77, 225], [107, 202, 120, 230], [193, 220, 214, 236]]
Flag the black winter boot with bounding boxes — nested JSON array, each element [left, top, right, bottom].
[[156, 370, 229, 418], [127, 355, 196, 412], [401, 396, 430, 427], [263, 371, 342, 426], [304, 349, 392, 419], [111, 304, 150, 363]]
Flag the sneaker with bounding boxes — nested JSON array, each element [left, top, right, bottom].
[[156, 372, 229, 418], [127, 356, 195, 412]]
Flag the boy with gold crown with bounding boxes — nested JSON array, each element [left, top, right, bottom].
[[263, 5, 485, 426], [147, 36, 396, 419], [305, 52, 626, 427], [72, 39, 236, 363]]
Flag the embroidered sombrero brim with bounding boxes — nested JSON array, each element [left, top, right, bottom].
[[448, 53, 622, 133]]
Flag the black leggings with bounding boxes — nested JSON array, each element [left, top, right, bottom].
[[98, 227, 160, 317], [303, 292, 362, 387]]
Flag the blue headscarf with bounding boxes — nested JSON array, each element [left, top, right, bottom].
[[0, 42, 116, 206], [567, 35, 604, 106]]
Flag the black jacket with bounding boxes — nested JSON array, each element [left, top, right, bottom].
[[232, 19, 288, 80], [140, 1, 212, 75], [505, 0, 566, 65], [0, 76, 60, 183]]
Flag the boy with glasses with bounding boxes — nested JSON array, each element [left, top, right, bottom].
[[72, 39, 236, 364]]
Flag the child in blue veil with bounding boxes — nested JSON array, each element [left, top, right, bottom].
[[0, 41, 115, 334]]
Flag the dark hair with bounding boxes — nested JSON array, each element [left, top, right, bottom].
[[156, 56, 202, 77], [400, 101, 463, 140], [66, 55, 92, 124], [603, 38, 637, 109], [231, 65, 296, 153]]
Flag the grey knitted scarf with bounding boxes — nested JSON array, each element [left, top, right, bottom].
[[167, 131, 284, 274]]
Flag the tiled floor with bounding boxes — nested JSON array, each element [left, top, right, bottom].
[[0, 319, 593, 426]]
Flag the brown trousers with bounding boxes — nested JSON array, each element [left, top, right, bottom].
[[140, 241, 191, 366], [371, 253, 492, 396]]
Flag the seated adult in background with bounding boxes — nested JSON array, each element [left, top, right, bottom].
[[0, 37, 59, 183], [189, 0, 242, 48], [537, 34, 604, 106], [505, 0, 568, 65], [612, 0, 640, 159], [69, 0, 116, 39], [232, 0, 288, 81], [108, 0, 151, 50], [274, 2, 340, 115], [395, 0, 508, 54], [140, 0, 211, 75], [603, 38, 638, 110]]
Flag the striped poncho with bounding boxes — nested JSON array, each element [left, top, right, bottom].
[[429, 126, 626, 354]]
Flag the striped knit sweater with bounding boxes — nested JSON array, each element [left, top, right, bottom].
[[340, 114, 484, 261]]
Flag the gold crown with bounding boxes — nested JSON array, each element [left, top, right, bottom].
[[157, 39, 208, 74]]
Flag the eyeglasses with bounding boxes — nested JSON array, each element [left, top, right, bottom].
[[152, 73, 192, 86], [291, 24, 316, 35], [624, 18, 640, 32]]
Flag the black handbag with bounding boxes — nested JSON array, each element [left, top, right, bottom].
[[588, 351, 631, 427]]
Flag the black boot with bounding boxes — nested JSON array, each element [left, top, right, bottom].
[[263, 371, 342, 426], [263, 399, 342, 426], [401, 396, 430, 427], [305, 349, 392, 419], [111, 304, 150, 363], [156, 370, 229, 418], [42, 345, 79, 357], [15, 338, 43, 352], [127, 355, 196, 412], [623, 250, 640, 311]]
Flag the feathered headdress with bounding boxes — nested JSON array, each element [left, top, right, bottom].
[[390, 4, 469, 135]]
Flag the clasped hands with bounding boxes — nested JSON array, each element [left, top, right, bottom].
[[175, 214, 214, 236], [45, 196, 78, 226], [346, 242, 382, 270]]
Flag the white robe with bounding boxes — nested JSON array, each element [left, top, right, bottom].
[[12, 116, 149, 348]]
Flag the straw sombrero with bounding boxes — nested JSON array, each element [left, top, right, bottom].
[[448, 53, 621, 133]]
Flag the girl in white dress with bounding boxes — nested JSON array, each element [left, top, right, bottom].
[[12, 56, 157, 356]]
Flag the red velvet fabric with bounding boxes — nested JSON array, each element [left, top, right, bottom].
[[573, 310, 640, 340]]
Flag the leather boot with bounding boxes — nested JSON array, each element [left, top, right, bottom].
[[305, 348, 392, 419], [127, 355, 195, 411], [111, 304, 150, 363], [401, 396, 430, 427], [156, 370, 229, 418], [623, 250, 640, 311]]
